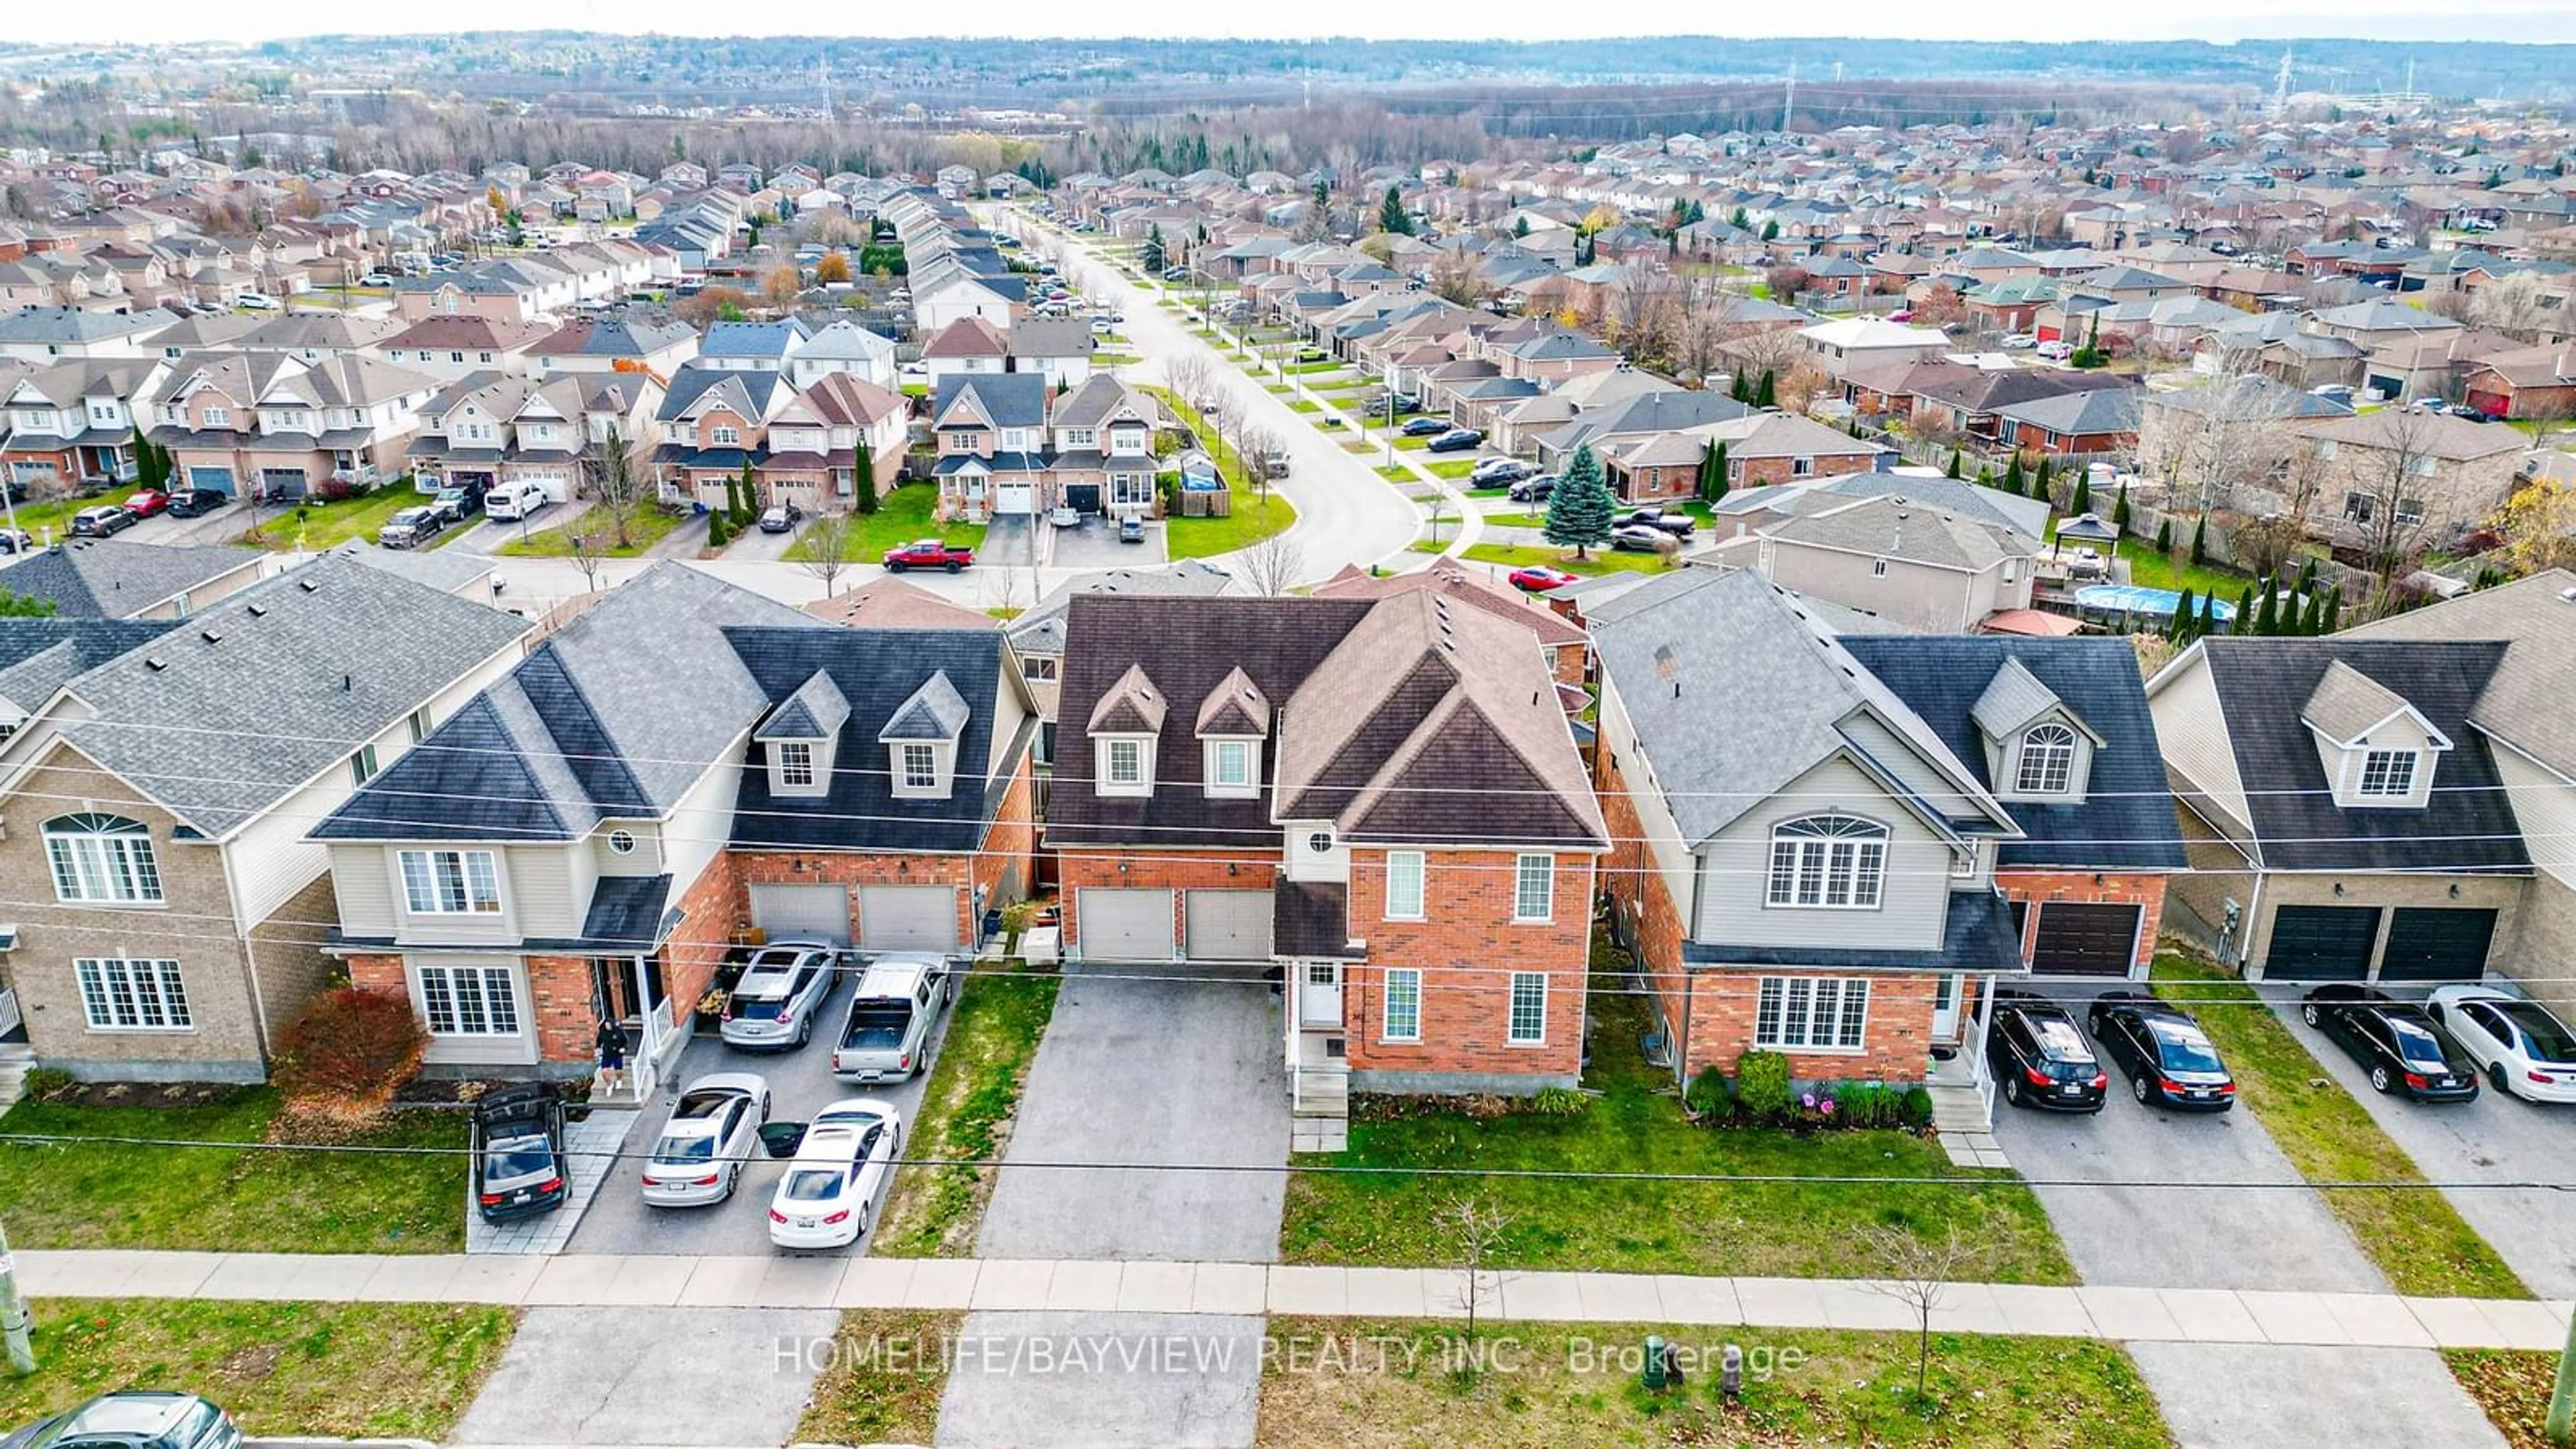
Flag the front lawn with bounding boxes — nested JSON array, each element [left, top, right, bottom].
[[1260, 1318, 2165, 1449], [0, 1087, 465, 1252], [873, 960, 1061, 1257], [2, 1299, 513, 1441], [495, 505, 686, 558], [1280, 992, 2074, 1283], [1421, 458, 1480, 480], [1452, 543, 1676, 578], [2445, 1350, 2561, 1448], [2151, 956, 2527, 1298], [235, 484, 427, 553], [1, 493, 94, 547], [782, 483, 987, 561], [795, 1310, 961, 1446], [1142, 387, 1298, 557]]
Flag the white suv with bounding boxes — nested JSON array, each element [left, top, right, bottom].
[[484, 481, 549, 521]]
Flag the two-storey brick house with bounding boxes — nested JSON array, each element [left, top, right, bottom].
[[142, 352, 443, 500]]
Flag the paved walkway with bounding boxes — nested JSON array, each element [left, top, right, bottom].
[[466, 1112, 636, 1256], [28, 1250, 2571, 1351]]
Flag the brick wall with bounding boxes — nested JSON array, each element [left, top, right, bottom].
[[244, 869, 345, 1048], [974, 755, 1036, 917], [1340, 847, 1594, 1087], [1681, 969, 1942, 1085], [1997, 868, 2169, 973], [1056, 847, 1281, 949], [659, 847, 745, 1040], [1596, 750, 1690, 1062], [732, 849, 981, 946], [1729, 452, 1874, 490], [2504, 879, 2576, 1023]]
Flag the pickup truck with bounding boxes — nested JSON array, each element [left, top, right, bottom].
[[882, 539, 976, 572], [832, 954, 953, 1083], [1616, 508, 1697, 539]]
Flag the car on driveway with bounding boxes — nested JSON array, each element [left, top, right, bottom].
[[2086, 991, 2236, 1110], [1508, 564, 1577, 592], [0, 1391, 241, 1449], [1426, 427, 1483, 452], [758, 502, 803, 534], [1398, 415, 1450, 437], [1609, 524, 1672, 552], [120, 489, 171, 518], [431, 482, 486, 523], [377, 505, 445, 549], [832, 953, 953, 1083], [70, 504, 136, 537], [641, 1072, 773, 1206], [1988, 989, 2108, 1112], [1468, 457, 1532, 487], [166, 488, 229, 519], [883, 538, 975, 572], [1507, 474, 1558, 504], [767, 1098, 902, 1250], [2301, 985, 2480, 1102], [1117, 515, 1146, 544], [0, 527, 32, 555], [1049, 504, 1080, 527], [720, 942, 840, 1051], [1616, 507, 1697, 539], [472, 1083, 569, 1222], [2425, 985, 2576, 1102]]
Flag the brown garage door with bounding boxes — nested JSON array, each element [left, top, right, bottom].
[[2379, 908, 2497, 983], [2030, 903, 2142, 976]]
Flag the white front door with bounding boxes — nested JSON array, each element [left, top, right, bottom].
[[1299, 962, 1342, 1028], [1932, 973, 1963, 1040]]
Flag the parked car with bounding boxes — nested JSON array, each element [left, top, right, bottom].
[[70, 504, 136, 537], [882, 538, 975, 572], [1616, 508, 1697, 539], [1048, 504, 1080, 528], [2035, 339, 2074, 361], [359, 271, 395, 287], [640, 1072, 773, 1206], [2000, 333, 2037, 350], [1507, 474, 1558, 504], [2085, 992, 2236, 1110], [1988, 989, 2108, 1112], [1468, 458, 1533, 486], [471, 1083, 569, 1222], [767, 1098, 903, 1250], [2425, 985, 2576, 1102], [1262, 451, 1292, 478], [0, 1391, 241, 1449], [431, 482, 486, 523], [233, 291, 280, 311], [1090, 318, 1116, 335], [720, 942, 841, 1051], [2300, 985, 2480, 1102], [1160, 265, 1189, 281], [831, 953, 953, 1083], [1426, 427, 1484, 453], [758, 502, 804, 534], [1398, 415, 1451, 437], [0, 527, 30, 555], [166, 488, 229, 519], [1609, 524, 1672, 552], [121, 489, 171, 518], [1117, 514, 1146, 544], [484, 481, 548, 522], [1508, 564, 1578, 592], [377, 505, 445, 549]]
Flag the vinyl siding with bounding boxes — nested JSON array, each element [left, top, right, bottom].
[[1693, 754, 1950, 952], [1838, 712, 1988, 822], [506, 845, 592, 941], [329, 843, 397, 936], [659, 746, 747, 898], [2148, 651, 2251, 840], [2493, 745, 2576, 888], [1599, 678, 1697, 915], [591, 820, 664, 876]]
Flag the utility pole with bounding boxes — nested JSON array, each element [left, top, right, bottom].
[[2547, 1299, 2575, 1443], [1, 1220, 35, 1375], [1782, 61, 1798, 137]]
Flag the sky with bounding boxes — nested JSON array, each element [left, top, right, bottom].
[[23, 2, 2576, 46]]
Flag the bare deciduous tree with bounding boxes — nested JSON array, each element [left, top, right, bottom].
[[1441, 1196, 1515, 1347], [1238, 529, 1305, 596], [564, 524, 608, 596], [580, 425, 653, 550], [796, 508, 854, 598], [1862, 1221, 1989, 1404], [2344, 408, 2450, 580], [1163, 353, 1217, 415], [2143, 369, 2301, 515], [2467, 271, 2564, 343]]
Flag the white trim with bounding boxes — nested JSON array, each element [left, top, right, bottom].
[[1513, 852, 1555, 923], [398, 847, 503, 915], [1385, 849, 1426, 921], [1753, 975, 1872, 1053], [74, 955, 192, 1032], [1382, 967, 1421, 1042], [1507, 970, 1547, 1045]]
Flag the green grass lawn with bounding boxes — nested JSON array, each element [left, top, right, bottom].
[[1141, 387, 1299, 557], [1093, 352, 1143, 367], [1281, 991, 2073, 1283], [1289, 359, 1344, 374], [2151, 957, 2527, 1298], [1451, 543, 1678, 576], [1377, 464, 1412, 482], [495, 504, 685, 558], [1, 492, 95, 546], [2088, 538, 2258, 601], [1421, 458, 1481, 480], [796, 1309, 961, 1446], [0, 1087, 465, 1252], [1287, 399, 1322, 414], [1393, 435, 1432, 451], [235, 485, 427, 553], [3, 1299, 514, 1441], [2444, 1349, 2559, 1447], [1261, 1318, 2163, 1449], [872, 961, 1061, 1258], [782, 484, 987, 562]]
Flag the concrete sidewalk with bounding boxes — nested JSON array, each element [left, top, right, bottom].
[[26, 1249, 2571, 1350]]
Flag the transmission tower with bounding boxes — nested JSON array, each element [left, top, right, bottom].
[[2271, 50, 2293, 119]]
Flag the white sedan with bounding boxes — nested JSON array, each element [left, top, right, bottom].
[[2426, 986, 2576, 1102], [640, 1071, 773, 1206], [767, 1098, 902, 1250]]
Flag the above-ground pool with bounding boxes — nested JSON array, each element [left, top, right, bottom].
[[2074, 584, 2239, 621]]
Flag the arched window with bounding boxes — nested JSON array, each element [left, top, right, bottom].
[[44, 812, 164, 904], [2016, 723, 2078, 795], [1766, 814, 1888, 909]]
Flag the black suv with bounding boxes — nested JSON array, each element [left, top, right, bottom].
[[1988, 989, 2108, 1112], [2086, 991, 2235, 1110], [471, 1083, 570, 1222], [167, 488, 231, 519], [2302, 985, 2480, 1102]]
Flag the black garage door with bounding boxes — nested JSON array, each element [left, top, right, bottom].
[[2031, 903, 2143, 976], [2263, 905, 2381, 981], [2379, 908, 2498, 983]]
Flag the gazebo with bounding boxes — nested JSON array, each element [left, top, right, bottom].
[[2052, 512, 2121, 579]]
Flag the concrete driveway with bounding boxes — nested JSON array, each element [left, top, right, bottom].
[[2273, 994, 2576, 1298], [448, 1305, 838, 1449], [1051, 515, 1164, 570], [568, 970, 954, 1259], [2128, 1343, 2504, 1449], [120, 505, 252, 548]]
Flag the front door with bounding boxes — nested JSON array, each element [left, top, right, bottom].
[[1299, 962, 1342, 1028], [1932, 973, 1962, 1040]]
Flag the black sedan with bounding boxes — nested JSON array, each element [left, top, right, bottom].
[[472, 1082, 570, 1222], [2300, 985, 2480, 1102], [1988, 989, 2108, 1112], [1398, 415, 1450, 437], [1426, 427, 1484, 452], [2086, 991, 2236, 1110], [167, 488, 231, 519]]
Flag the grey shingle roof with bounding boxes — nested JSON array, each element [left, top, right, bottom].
[[1969, 656, 2063, 739], [0, 619, 178, 712], [1006, 561, 1240, 658], [0, 541, 264, 620], [2299, 659, 2422, 746], [759, 670, 853, 741], [878, 670, 969, 741], [1764, 495, 2023, 572], [2335, 568, 2576, 781], [1683, 888, 2021, 972]]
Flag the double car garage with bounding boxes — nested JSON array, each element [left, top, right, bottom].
[[2260, 904, 2498, 983], [748, 881, 965, 953], [1074, 887, 1274, 962]]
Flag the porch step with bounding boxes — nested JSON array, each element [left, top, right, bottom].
[[1290, 1114, 1348, 1154], [0, 1053, 32, 1114]]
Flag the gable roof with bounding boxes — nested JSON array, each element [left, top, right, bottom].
[[758, 669, 853, 741], [0, 541, 264, 619], [2300, 659, 2445, 748], [803, 576, 994, 631], [879, 670, 971, 740], [0, 618, 178, 713], [2334, 568, 2576, 780], [1309, 558, 1587, 649]]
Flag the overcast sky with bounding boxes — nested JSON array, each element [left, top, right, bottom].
[[23, 3, 2576, 47]]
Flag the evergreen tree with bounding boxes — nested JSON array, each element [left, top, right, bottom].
[[2112, 482, 2131, 531], [2190, 513, 2210, 566], [2296, 557, 2319, 597], [2320, 590, 2342, 633], [2035, 455, 2055, 504], [852, 441, 879, 515], [2198, 590, 2219, 641], [2070, 471, 2092, 516], [2002, 454, 2025, 495], [1377, 186, 1413, 236], [1729, 372, 1751, 402], [733, 460, 757, 528], [1730, 206, 1750, 229], [2253, 584, 2279, 636], [2287, 593, 2312, 635], [1140, 223, 1167, 275], [1760, 218, 1780, 241], [2170, 588, 2197, 643], [1697, 441, 1729, 506], [1513, 215, 1530, 238], [1754, 370, 1776, 408], [2234, 585, 2255, 632], [1543, 445, 1615, 559], [2155, 517, 2173, 553], [1976, 463, 1996, 488], [706, 508, 729, 547], [1947, 451, 1964, 480]]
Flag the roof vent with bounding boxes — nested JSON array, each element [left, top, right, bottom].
[[2561, 586, 2576, 604], [144, 656, 166, 672], [342, 673, 354, 692], [246, 602, 266, 616], [199, 629, 221, 645], [299, 578, 320, 592]]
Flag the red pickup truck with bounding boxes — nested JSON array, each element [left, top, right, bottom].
[[882, 539, 976, 573]]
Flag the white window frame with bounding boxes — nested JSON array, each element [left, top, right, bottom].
[[1097, 735, 1152, 796], [1382, 967, 1422, 1042], [775, 740, 818, 790], [1513, 853, 1554, 922], [44, 814, 165, 906], [892, 741, 944, 798], [398, 848, 502, 915], [710, 424, 740, 445], [1764, 814, 1889, 910], [350, 743, 380, 786], [1507, 971, 1547, 1044], [417, 962, 521, 1036], [1204, 738, 1256, 799], [1385, 849, 1426, 920], [2358, 748, 2418, 798], [1754, 975, 1872, 1052], [74, 956, 191, 1031], [2015, 722, 2077, 795]]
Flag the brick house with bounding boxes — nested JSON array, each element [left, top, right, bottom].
[[141, 352, 443, 500], [311, 564, 1035, 1093], [0, 553, 529, 1081], [410, 370, 661, 507], [2290, 409, 2524, 552], [1309, 558, 1590, 688], [1044, 592, 1607, 1115], [1619, 412, 1886, 502]]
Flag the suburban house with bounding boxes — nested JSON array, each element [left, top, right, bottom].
[[1044, 592, 1609, 1127], [0, 540, 268, 620], [0, 358, 161, 494], [1706, 492, 2037, 634], [409, 370, 661, 506], [142, 352, 443, 500], [310, 565, 1036, 1092], [0, 553, 531, 1081], [2291, 409, 2526, 549], [2147, 635, 2531, 989], [525, 317, 701, 380]]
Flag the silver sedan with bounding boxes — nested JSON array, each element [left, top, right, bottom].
[[639, 1071, 773, 1206]]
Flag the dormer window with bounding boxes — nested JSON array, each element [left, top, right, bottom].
[[1207, 739, 1256, 797], [2015, 723, 2077, 794], [775, 741, 818, 789], [758, 668, 849, 800], [881, 669, 969, 801], [2358, 749, 2417, 798], [1098, 735, 1154, 794], [898, 743, 941, 792]]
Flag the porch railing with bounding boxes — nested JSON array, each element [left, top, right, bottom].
[[0, 987, 21, 1039]]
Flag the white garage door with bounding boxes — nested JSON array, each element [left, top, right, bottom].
[[994, 480, 1034, 515], [749, 883, 850, 945], [1185, 890, 1274, 961], [859, 885, 961, 953], [519, 472, 572, 502], [1076, 888, 1175, 961]]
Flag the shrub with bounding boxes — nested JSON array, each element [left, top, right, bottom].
[[19, 1066, 74, 1103], [1684, 1065, 1731, 1117], [1527, 1085, 1590, 1118], [270, 987, 427, 1116], [1835, 1082, 1905, 1130], [1733, 1049, 1792, 1124], [1900, 1085, 1935, 1130]]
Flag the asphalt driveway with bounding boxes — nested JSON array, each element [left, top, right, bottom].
[[2129, 1343, 2505, 1449], [566, 969, 954, 1259], [1051, 515, 1165, 570], [2273, 994, 2576, 1298]]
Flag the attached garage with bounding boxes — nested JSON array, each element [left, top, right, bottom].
[[2030, 903, 2144, 977], [749, 883, 851, 945], [994, 480, 1035, 515], [517, 471, 572, 502], [1075, 888, 1175, 961], [857, 884, 963, 954], [1184, 890, 1274, 961], [2379, 908, 2498, 983], [2263, 905, 2380, 981]]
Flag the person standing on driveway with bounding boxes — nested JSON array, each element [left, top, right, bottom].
[[595, 1017, 631, 1098]]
